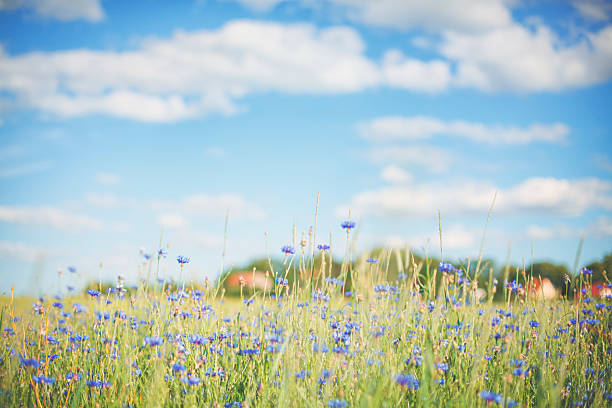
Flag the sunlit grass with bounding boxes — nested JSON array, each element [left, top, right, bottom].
[[0, 231, 610, 408]]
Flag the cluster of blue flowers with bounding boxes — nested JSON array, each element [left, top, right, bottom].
[[395, 373, 419, 390], [1, 248, 610, 408], [325, 277, 344, 286]]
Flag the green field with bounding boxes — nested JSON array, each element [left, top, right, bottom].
[[0, 247, 610, 408]]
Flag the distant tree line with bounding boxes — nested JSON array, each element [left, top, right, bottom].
[[222, 249, 611, 300]]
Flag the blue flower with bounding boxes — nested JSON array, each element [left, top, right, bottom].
[[439, 262, 456, 274], [87, 380, 102, 388], [32, 375, 55, 385], [172, 363, 186, 372], [65, 373, 81, 381], [87, 289, 101, 297], [328, 399, 348, 408], [295, 369, 310, 379], [318, 244, 330, 251], [504, 280, 522, 293], [580, 267, 593, 275], [436, 362, 449, 372], [177, 255, 190, 265], [529, 320, 540, 328], [366, 258, 378, 264], [480, 391, 503, 405], [341, 221, 356, 231], [46, 336, 59, 345], [281, 245, 295, 255], [19, 356, 39, 368], [144, 336, 164, 346], [237, 349, 260, 356], [325, 277, 344, 286], [395, 374, 419, 390]]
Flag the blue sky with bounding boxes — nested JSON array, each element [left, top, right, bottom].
[[1, 0, 611, 295]]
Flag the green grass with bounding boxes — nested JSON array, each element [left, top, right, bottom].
[[0, 247, 610, 408]]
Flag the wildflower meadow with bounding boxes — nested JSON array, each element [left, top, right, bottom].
[[1, 220, 610, 408]]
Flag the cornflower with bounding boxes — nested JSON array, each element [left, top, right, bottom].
[[87, 289, 101, 297], [144, 336, 164, 346], [480, 390, 503, 405], [32, 375, 55, 385], [395, 374, 419, 390], [176, 255, 190, 265], [341, 221, 355, 231], [439, 262, 456, 274], [281, 245, 295, 255]]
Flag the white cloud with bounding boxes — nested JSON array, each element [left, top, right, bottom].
[[526, 217, 612, 240], [157, 213, 187, 229], [359, 116, 569, 144], [0, 205, 103, 231], [234, 3, 612, 93], [385, 224, 476, 251], [95, 172, 121, 185], [172, 230, 223, 249], [232, 0, 284, 11], [0, 16, 610, 124], [367, 145, 452, 173], [502, 177, 612, 216], [338, 177, 612, 218], [380, 165, 412, 184], [0, 240, 55, 262], [0, 0, 104, 22], [232, 0, 512, 32], [85, 192, 120, 208], [323, 0, 512, 33], [82, 191, 262, 221], [525, 225, 556, 240], [572, 0, 612, 21], [381, 50, 452, 92], [0, 161, 52, 178], [440, 23, 612, 92], [594, 153, 612, 172], [0, 21, 384, 122], [152, 193, 266, 220], [586, 216, 612, 237]]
